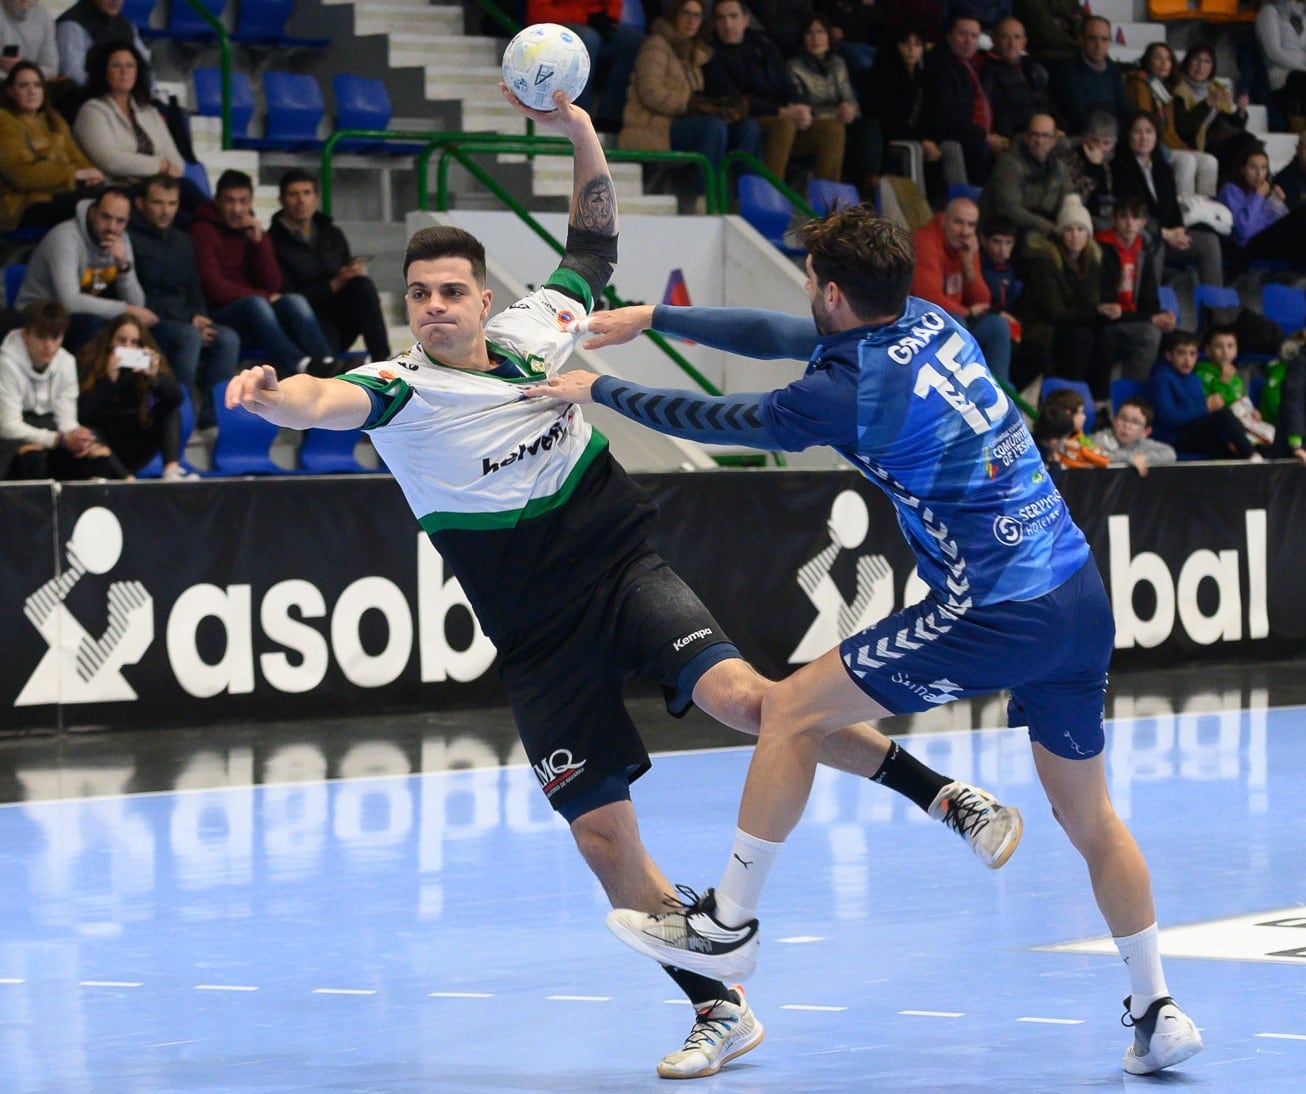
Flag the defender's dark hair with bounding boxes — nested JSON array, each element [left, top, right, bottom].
[[797, 205, 914, 322]]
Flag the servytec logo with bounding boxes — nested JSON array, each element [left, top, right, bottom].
[[1108, 510, 1267, 649]]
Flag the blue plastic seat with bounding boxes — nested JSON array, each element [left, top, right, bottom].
[[1158, 284, 1180, 324], [1193, 282, 1239, 327], [136, 386, 197, 478], [1110, 377, 1148, 417], [121, 0, 156, 27], [807, 179, 861, 217], [1040, 376, 1096, 432], [1262, 283, 1306, 336], [331, 75, 426, 154], [736, 175, 805, 255], [193, 67, 255, 139], [4, 263, 26, 309], [298, 428, 370, 474], [947, 182, 982, 204], [235, 0, 329, 49], [143, 0, 223, 42], [209, 380, 284, 475], [182, 159, 211, 198], [259, 71, 325, 150]]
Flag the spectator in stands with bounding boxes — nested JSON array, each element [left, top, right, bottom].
[[785, 15, 858, 186], [618, 0, 761, 211], [1113, 110, 1223, 287], [14, 186, 152, 352], [1, 0, 59, 81], [1196, 323, 1276, 450], [55, 0, 148, 88], [924, 10, 1005, 185], [747, 0, 815, 57], [1170, 44, 1249, 167], [0, 60, 104, 231], [1087, 395, 1176, 475], [72, 40, 201, 214], [1256, 0, 1306, 126], [1274, 130, 1306, 209], [190, 169, 337, 379], [814, 0, 881, 84], [1218, 145, 1306, 270], [1125, 41, 1216, 198], [910, 195, 1012, 383], [1013, 0, 1080, 63], [978, 112, 1070, 256], [982, 16, 1059, 142], [0, 298, 121, 479], [858, 22, 938, 194], [1059, 109, 1117, 231], [1265, 331, 1306, 463], [877, 0, 944, 48], [76, 311, 193, 479], [128, 174, 239, 428], [1050, 15, 1128, 136], [1148, 328, 1258, 460], [978, 216, 1021, 314], [269, 169, 391, 364], [526, 1, 643, 133], [1095, 196, 1173, 388], [703, 0, 828, 184], [1037, 385, 1109, 470], [1012, 194, 1105, 392]]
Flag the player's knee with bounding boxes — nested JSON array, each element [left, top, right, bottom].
[[693, 659, 768, 735], [570, 811, 630, 879], [759, 677, 825, 741]]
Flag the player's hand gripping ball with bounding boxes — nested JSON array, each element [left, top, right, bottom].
[[501, 23, 591, 112]]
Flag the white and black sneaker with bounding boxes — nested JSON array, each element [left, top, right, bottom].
[[1122, 995, 1203, 1074], [657, 987, 764, 1079], [927, 780, 1023, 869], [606, 886, 760, 981]]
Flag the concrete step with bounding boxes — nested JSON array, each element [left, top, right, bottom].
[[1263, 132, 1299, 173], [1114, 22, 1167, 49], [353, 2, 462, 37], [390, 34, 501, 68], [1092, 0, 1147, 27], [425, 66, 506, 100]]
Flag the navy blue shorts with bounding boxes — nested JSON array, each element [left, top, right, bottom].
[[839, 558, 1113, 759]]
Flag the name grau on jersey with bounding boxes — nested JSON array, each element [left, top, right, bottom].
[[887, 308, 947, 364]]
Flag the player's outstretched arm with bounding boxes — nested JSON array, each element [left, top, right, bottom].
[[225, 365, 372, 430], [574, 305, 818, 360]]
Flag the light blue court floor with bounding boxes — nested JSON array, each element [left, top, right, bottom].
[[2, 706, 1305, 1092]]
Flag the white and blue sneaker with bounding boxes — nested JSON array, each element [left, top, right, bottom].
[[1122, 995, 1203, 1074], [657, 988, 764, 1079], [606, 886, 759, 981], [927, 780, 1023, 869]]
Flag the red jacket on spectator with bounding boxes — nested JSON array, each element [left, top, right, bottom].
[[910, 212, 990, 316], [526, 1, 621, 24], [189, 199, 283, 311]]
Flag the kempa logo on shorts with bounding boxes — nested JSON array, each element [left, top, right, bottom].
[[533, 749, 587, 798], [672, 628, 713, 651]]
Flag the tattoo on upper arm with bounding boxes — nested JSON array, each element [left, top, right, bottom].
[[575, 177, 616, 234]]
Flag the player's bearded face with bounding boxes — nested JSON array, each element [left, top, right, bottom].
[[806, 260, 835, 335]]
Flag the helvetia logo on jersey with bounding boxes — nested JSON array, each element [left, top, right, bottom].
[[533, 749, 587, 798], [481, 410, 573, 476]]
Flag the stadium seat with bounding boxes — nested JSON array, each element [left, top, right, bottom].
[[1111, 378, 1148, 417], [209, 380, 283, 475], [1158, 284, 1181, 327], [121, 0, 155, 27], [235, 0, 329, 50], [258, 71, 325, 150], [193, 67, 255, 139], [807, 179, 861, 217], [1041, 376, 1096, 432], [1147, 1, 1191, 18], [1262, 284, 1306, 336], [332, 75, 426, 154], [1193, 283, 1240, 329], [183, 159, 211, 199], [947, 183, 982, 204], [143, 0, 223, 42], [298, 428, 371, 474], [736, 175, 805, 256], [135, 386, 197, 478], [4, 263, 26, 309]]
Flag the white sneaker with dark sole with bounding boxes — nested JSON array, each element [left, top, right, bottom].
[[657, 988, 764, 1079], [927, 780, 1023, 869], [606, 887, 759, 981], [1122, 995, 1203, 1074]]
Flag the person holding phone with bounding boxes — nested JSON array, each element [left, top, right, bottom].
[[268, 168, 391, 363], [1, 0, 60, 81], [75, 311, 194, 480]]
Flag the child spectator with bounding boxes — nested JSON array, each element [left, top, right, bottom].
[[1260, 331, 1306, 463], [1196, 324, 1275, 449], [1040, 385, 1110, 470], [1088, 395, 1177, 476], [980, 216, 1022, 312], [1095, 196, 1174, 384], [76, 311, 192, 479], [1217, 145, 1306, 269], [1148, 329, 1259, 460], [0, 298, 121, 479], [1030, 391, 1076, 482]]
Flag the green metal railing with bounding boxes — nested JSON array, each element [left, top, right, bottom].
[[178, 0, 235, 150]]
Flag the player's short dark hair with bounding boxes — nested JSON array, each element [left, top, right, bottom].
[[981, 216, 1017, 239], [215, 169, 254, 195], [20, 300, 70, 338], [404, 225, 487, 284], [1163, 329, 1199, 354], [1119, 396, 1155, 425], [278, 168, 317, 198], [798, 205, 914, 322]]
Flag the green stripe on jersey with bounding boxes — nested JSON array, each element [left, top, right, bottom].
[[418, 429, 608, 533], [340, 373, 413, 428], [545, 266, 593, 311]]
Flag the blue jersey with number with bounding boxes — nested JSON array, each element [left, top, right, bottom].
[[756, 298, 1090, 608]]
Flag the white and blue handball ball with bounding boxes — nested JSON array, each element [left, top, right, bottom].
[[501, 23, 592, 112]]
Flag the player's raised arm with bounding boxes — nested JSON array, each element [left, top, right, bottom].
[[225, 365, 372, 431], [574, 305, 819, 359]]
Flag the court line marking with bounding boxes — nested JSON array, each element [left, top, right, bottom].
[[776, 936, 825, 944], [547, 995, 611, 1002], [1, 978, 25, 984], [1256, 1032, 1306, 1041], [195, 984, 259, 992], [782, 1004, 847, 1012], [429, 991, 494, 999], [80, 980, 142, 988], [899, 1009, 964, 1018], [312, 988, 375, 995], [1018, 1017, 1084, 1025]]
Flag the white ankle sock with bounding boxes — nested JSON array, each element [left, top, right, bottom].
[[1115, 923, 1169, 1017], [713, 828, 783, 927]]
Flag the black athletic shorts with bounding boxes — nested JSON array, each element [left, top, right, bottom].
[[496, 549, 738, 821]]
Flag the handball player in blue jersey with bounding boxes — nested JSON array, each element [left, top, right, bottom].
[[524, 206, 1202, 1076]]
